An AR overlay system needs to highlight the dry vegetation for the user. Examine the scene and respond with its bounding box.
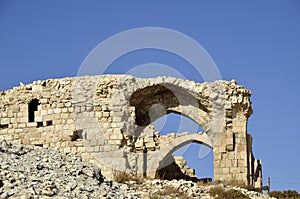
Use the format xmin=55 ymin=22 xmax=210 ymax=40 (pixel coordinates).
xmin=149 ymin=185 xmax=188 ymax=199
xmin=208 ymin=186 xmax=250 ymax=199
xmin=112 ymin=171 xmax=294 ymax=199
xmin=111 ymin=169 xmax=143 ymax=184
xmin=269 ymin=190 xmax=300 ymax=199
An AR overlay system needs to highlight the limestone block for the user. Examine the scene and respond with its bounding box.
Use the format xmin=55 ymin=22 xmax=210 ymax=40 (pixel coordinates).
xmin=135 ymin=138 xmax=144 ymax=149
xmin=113 ymin=116 xmax=122 ymax=122
xmin=103 ymin=111 xmax=110 ymax=118
xmin=40 ymin=99 xmax=48 ymax=104
xmin=231 ymin=159 xmax=238 ymax=167
xmin=61 ymin=113 xmax=69 ymax=119
xmin=61 ymin=136 xmax=72 ymax=141
xmin=214 ymin=160 xmax=221 ymax=167
xmin=27 ymin=122 xmax=37 ymax=127
xmin=10 ymin=105 xmax=19 ymax=113
xmin=228 ymin=152 xmax=235 ymax=160
xmin=214 ymin=167 xmax=222 ymax=174
xmin=53 ymin=109 xmax=61 ymax=114
xmin=226 ymin=144 xmax=234 ymax=151
xmin=41 ymin=110 xmax=48 ymax=116
xmin=18 ymin=123 xmax=26 ymax=128
xmin=4 ymin=115 xmax=11 ymax=123
xmin=32 ymin=85 xmax=43 ymax=92
xmin=64 ymin=147 xmax=71 ymax=153
xmin=108 ymin=139 xmax=122 ymax=146
xmin=0 ymin=129 xmax=8 ymax=135
xmin=65 ymin=102 xmax=72 ymax=107
xmin=222 ymin=167 xmax=230 ymax=174
xmin=35 ymin=116 xmax=43 ymax=122
xmin=145 ymin=142 xmax=156 ymax=150
xmin=62 ymin=108 xmax=69 ymax=113
xmin=0 ymin=118 xmax=9 ymax=125
xmin=10 ymin=118 xmax=16 ymax=124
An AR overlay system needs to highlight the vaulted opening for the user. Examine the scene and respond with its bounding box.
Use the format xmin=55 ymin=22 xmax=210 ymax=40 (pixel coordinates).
xmin=129 ymin=84 xmax=213 ymax=182
xmin=28 ymin=99 xmax=40 ymax=123
xmin=129 ymin=84 xmax=208 ymax=127
xmin=153 ymin=113 xmax=214 ymax=182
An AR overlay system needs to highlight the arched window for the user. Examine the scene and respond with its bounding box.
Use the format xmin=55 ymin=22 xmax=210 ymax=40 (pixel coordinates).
xmin=28 ymin=99 xmax=39 ymax=123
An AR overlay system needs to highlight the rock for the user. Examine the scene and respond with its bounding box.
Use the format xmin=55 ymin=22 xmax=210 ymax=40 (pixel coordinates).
xmin=42 ymin=189 xmax=55 ymax=196
xmin=0 ymin=192 xmax=8 ymax=199
xmin=0 ymin=139 xmax=272 ymax=199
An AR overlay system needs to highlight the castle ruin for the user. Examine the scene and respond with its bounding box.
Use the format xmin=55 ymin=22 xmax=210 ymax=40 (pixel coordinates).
xmin=0 ymin=75 xmax=262 ymax=188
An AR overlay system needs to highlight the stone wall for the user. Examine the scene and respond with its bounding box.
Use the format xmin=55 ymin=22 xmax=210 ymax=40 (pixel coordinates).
xmin=0 ymin=75 xmax=262 ymax=187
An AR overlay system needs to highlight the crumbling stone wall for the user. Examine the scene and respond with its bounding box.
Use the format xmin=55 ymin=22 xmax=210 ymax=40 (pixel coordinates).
xmin=156 ymin=155 xmax=198 ymax=181
xmin=0 ymin=75 xmax=262 ymax=187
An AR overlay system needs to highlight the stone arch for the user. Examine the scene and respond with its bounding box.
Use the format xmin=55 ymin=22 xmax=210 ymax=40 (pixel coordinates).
xmin=147 ymin=133 xmax=213 ymax=178
xmin=156 ymin=141 xmax=213 ymax=181
xmin=152 ymin=111 xmax=204 ymax=135
xmin=129 ymin=83 xmax=210 ymax=133
xmin=128 ymin=81 xmax=214 ymax=178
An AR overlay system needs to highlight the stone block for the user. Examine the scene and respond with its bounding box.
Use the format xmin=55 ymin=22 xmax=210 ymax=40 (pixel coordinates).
xmin=103 ymin=111 xmax=110 ymax=118
xmin=226 ymin=144 xmax=234 ymax=151
xmin=62 ymin=108 xmax=69 ymax=113
xmin=107 ymin=139 xmax=122 ymax=146
xmin=135 ymin=138 xmax=144 ymax=149
xmin=32 ymin=85 xmax=43 ymax=92
xmin=0 ymin=118 xmax=10 ymax=125
xmin=61 ymin=113 xmax=69 ymax=119
xmin=65 ymin=102 xmax=72 ymax=107
xmin=27 ymin=122 xmax=37 ymax=127
xmin=40 ymin=99 xmax=48 ymax=104
xmin=53 ymin=109 xmax=61 ymax=114
xmin=35 ymin=116 xmax=43 ymax=122
xmin=145 ymin=142 xmax=156 ymax=150
xmin=222 ymin=167 xmax=230 ymax=174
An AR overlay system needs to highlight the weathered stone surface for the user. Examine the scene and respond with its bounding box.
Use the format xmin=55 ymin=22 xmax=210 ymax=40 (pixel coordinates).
xmin=0 ymin=75 xmax=262 ymax=188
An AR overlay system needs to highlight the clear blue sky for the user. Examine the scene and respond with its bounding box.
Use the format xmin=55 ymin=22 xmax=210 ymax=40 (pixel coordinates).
xmin=1 ymin=0 xmax=300 ymax=191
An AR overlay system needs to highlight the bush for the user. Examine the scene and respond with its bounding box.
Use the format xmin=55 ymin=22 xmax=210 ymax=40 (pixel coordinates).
xmin=149 ymin=195 xmax=161 ymax=199
xmin=282 ymin=190 xmax=300 ymax=198
xmin=112 ymin=169 xmax=131 ymax=183
xmin=209 ymin=180 xmax=261 ymax=193
xmin=149 ymin=185 xmax=188 ymax=199
xmin=269 ymin=190 xmax=300 ymax=199
xmin=111 ymin=169 xmax=144 ymax=184
xmin=269 ymin=191 xmax=282 ymax=198
xmin=209 ymin=187 xmax=250 ymax=199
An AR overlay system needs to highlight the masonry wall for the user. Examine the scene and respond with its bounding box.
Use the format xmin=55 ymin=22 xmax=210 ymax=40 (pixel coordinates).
xmin=0 ymin=75 xmax=262 ymax=187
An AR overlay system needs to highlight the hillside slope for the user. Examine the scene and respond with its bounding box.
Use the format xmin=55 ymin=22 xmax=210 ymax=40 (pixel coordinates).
xmin=0 ymin=139 xmax=272 ymax=199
